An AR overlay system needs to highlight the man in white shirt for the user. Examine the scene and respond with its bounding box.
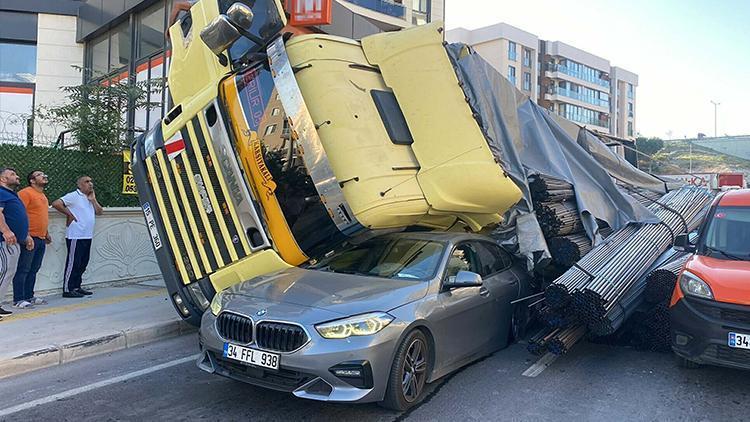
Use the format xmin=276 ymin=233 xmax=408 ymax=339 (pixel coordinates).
xmin=51 ymin=176 xmax=103 ymax=298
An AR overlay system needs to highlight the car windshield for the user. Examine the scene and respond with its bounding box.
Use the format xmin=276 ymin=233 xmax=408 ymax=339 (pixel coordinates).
xmin=699 ymin=206 xmax=750 ymax=261
xmin=308 ymin=237 xmax=445 ymax=281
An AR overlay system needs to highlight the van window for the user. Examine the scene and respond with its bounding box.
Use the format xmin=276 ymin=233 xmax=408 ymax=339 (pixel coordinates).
xmin=700 ymin=206 xmax=750 ymax=261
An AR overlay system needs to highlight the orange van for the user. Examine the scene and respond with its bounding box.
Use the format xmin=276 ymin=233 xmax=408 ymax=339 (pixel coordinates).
xmin=670 ymin=189 xmax=750 ymax=369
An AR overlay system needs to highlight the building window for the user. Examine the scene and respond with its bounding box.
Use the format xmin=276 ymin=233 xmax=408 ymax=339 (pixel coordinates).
xmin=508 ymin=41 xmax=517 ymax=61
xmin=627 ymin=121 xmax=633 ymax=136
xmin=264 ymin=124 xmax=277 ymax=136
xmin=523 ymin=49 xmax=531 ymax=67
xmin=109 ymin=21 xmax=131 ymax=71
xmin=523 ymin=72 xmax=531 ymax=91
xmin=138 ymin=2 xmax=165 ymax=59
xmin=627 ymin=83 xmax=634 ymax=99
xmin=412 ymin=0 xmax=430 ymax=25
xmin=271 ymin=107 xmax=280 ymax=116
xmin=88 ymin=34 xmax=109 ymax=77
xmin=563 ymin=103 xmax=608 ymax=128
xmin=628 ymin=102 xmax=634 ymax=117
xmin=0 ymin=42 xmax=37 ymax=83
xmin=508 ymin=66 xmax=516 ymax=84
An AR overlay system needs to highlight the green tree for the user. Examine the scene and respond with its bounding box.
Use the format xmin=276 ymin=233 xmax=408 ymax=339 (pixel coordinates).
xmin=635 ymin=136 xmax=665 ymax=170
xmin=36 ymin=67 xmax=162 ymax=155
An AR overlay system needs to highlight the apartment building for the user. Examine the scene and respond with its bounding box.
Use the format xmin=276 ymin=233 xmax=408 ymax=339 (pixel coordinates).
xmin=446 ymin=23 xmax=539 ymax=100
xmin=446 ymin=23 xmax=639 ymax=139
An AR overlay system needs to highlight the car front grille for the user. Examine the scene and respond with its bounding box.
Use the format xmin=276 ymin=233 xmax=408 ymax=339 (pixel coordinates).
xmin=688 ymin=298 xmax=750 ymax=327
xmin=213 ymin=353 xmax=312 ymax=392
xmin=217 ymin=312 xmax=253 ymax=344
xmin=255 ymin=322 xmax=308 ymax=352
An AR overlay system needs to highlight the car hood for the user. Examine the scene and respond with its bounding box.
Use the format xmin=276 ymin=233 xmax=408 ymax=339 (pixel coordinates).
xmin=222 ymin=267 xmax=429 ymax=319
xmin=686 ymin=255 xmax=750 ymax=305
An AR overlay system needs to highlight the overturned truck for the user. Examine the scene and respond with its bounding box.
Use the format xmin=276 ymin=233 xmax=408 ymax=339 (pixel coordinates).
xmin=131 ymin=0 xmax=695 ymax=331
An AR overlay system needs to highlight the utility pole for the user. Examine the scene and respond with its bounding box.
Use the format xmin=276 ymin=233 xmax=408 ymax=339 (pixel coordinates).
xmin=710 ymin=100 xmax=720 ymax=138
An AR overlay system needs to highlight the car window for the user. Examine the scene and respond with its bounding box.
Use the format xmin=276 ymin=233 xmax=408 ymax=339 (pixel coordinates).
xmin=475 ymin=242 xmax=513 ymax=276
xmin=444 ymin=243 xmax=481 ymax=280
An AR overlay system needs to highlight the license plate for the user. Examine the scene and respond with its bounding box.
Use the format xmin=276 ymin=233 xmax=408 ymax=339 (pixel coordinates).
xmin=142 ymin=202 xmax=162 ymax=250
xmin=728 ymin=332 xmax=750 ymax=350
xmin=223 ymin=343 xmax=280 ymax=370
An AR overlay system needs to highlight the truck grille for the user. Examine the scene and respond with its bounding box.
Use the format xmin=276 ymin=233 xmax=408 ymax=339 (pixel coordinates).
xmin=217 ymin=312 xmax=253 ymax=344
xmin=144 ymin=116 xmax=250 ymax=284
xmin=255 ymin=322 xmax=308 ymax=352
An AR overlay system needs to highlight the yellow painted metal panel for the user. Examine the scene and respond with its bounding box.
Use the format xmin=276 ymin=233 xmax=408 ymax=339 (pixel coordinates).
xmin=209 ymin=250 xmax=292 ymax=292
xmin=185 ymin=120 xmax=239 ymax=261
xmin=145 ymin=156 xmax=190 ymax=284
xmin=221 ymin=77 xmax=308 ymax=265
xmin=156 ymin=152 xmax=203 ymax=279
xmin=360 ymin=22 xmax=522 ymax=220
xmin=195 ymin=114 xmax=252 ymax=255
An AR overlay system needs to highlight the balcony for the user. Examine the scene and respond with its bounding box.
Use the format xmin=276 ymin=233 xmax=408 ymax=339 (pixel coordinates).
xmin=555 ymin=87 xmax=609 ymax=108
xmin=545 ymin=63 xmax=610 ymax=88
xmin=345 ymin=0 xmax=406 ymax=18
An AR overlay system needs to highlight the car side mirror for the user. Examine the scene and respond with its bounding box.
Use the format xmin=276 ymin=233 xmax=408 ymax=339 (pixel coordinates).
xmin=673 ymin=233 xmax=696 ymax=253
xmin=200 ymin=15 xmax=241 ymax=55
xmin=445 ymin=271 xmax=483 ymax=289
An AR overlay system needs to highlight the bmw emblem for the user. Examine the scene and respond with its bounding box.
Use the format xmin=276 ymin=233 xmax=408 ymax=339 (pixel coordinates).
xmin=256 ymin=308 xmax=267 ymax=317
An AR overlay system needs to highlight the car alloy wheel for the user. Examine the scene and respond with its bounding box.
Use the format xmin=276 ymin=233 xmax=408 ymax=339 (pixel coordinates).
xmin=401 ymin=338 xmax=427 ymax=402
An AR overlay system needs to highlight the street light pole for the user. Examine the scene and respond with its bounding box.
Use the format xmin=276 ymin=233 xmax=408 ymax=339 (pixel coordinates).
xmin=710 ymin=100 xmax=720 ymax=138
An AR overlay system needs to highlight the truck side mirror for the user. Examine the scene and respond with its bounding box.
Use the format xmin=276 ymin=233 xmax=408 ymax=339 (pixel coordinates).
xmin=227 ymin=3 xmax=254 ymax=31
xmin=200 ymin=15 xmax=241 ymax=55
xmin=673 ymin=233 xmax=696 ymax=253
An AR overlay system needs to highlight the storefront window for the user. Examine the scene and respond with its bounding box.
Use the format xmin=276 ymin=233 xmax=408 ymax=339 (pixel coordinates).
xmin=138 ymin=2 xmax=165 ymax=59
xmin=0 ymin=42 xmax=37 ymax=83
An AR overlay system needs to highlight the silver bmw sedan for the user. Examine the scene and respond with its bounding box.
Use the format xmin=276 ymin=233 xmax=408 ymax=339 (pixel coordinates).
xmin=198 ymin=232 xmax=532 ymax=410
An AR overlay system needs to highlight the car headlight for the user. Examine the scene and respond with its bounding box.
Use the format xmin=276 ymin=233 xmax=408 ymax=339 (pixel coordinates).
xmin=210 ymin=290 xmax=225 ymax=315
xmin=315 ymin=312 xmax=394 ymax=339
xmin=679 ymin=270 xmax=714 ymax=299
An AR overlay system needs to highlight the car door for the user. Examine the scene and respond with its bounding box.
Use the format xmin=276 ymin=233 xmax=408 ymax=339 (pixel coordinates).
xmin=474 ymin=242 xmax=521 ymax=348
xmin=435 ymin=241 xmax=499 ymax=366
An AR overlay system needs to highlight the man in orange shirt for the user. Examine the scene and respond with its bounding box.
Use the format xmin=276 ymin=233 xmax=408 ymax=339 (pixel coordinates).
xmin=12 ymin=170 xmax=52 ymax=308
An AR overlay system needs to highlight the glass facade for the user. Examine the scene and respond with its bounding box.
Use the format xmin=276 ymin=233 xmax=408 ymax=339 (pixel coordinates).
xmin=561 ymin=103 xmax=608 ymax=128
xmin=508 ymin=41 xmax=517 ymax=61
xmin=557 ymin=81 xmax=609 ymax=108
xmin=547 ymin=59 xmax=609 ymax=88
xmin=0 ymin=42 xmax=37 ymax=83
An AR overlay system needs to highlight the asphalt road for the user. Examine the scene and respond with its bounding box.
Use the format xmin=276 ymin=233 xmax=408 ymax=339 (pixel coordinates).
xmin=0 ymin=334 xmax=747 ymax=421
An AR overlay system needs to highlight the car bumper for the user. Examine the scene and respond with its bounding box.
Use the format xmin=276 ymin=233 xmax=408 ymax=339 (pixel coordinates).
xmin=670 ymin=296 xmax=750 ymax=370
xmin=197 ymin=311 xmax=404 ymax=403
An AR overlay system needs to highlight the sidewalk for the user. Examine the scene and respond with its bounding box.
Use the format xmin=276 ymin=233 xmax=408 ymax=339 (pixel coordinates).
xmin=0 ymin=279 xmax=195 ymax=379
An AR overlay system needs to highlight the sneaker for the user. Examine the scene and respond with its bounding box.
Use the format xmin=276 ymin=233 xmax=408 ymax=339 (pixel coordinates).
xmin=75 ymin=288 xmax=93 ymax=296
xmin=62 ymin=291 xmax=85 ymax=298
xmin=0 ymin=307 xmax=12 ymax=315
xmin=29 ymin=297 xmax=47 ymax=305
xmin=12 ymin=300 xmax=34 ymax=309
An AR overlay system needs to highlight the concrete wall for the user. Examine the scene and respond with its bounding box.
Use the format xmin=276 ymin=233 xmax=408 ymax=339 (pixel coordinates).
xmin=34 ymin=13 xmax=85 ymax=143
xmin=5 ymin=207 xmax=159 ymax=299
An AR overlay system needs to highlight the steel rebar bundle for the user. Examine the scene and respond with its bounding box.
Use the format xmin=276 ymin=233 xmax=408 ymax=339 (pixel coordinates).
xmin=539 ymin=187 xmax=713 ymax=348
xmin=529 ymin=175 xmax=575 ymax=203
xmin=644 ymin=255 xmax=690 ymax=304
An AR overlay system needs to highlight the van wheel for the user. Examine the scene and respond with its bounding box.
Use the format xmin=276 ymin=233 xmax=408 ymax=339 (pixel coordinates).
xmin=676 ymin=355 xmax=701 ymax=369
xmin=380 ymin=330 xmax=430 ymax=411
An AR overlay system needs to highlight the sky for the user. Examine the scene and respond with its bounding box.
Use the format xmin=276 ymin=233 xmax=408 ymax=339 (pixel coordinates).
xmin=445 ymin=0 xmax=750 ymax=139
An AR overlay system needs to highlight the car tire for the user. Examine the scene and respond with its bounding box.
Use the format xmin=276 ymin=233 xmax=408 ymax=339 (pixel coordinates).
xmin=380 ymin=330 xmax=430 ymax=411
xmin=509 ymin=304 xmax=529 ymax=343
xmin=676 ymin=355 xmax=701 ymax=369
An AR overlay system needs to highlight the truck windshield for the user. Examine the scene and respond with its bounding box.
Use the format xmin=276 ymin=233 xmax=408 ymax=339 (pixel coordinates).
xmin=233 ymin=65 xmax=346 ymax=258
xmin=700 ymin=206 xmax=750 ymax=261
xmin=308 ymin=237 xmax=445 ymax=281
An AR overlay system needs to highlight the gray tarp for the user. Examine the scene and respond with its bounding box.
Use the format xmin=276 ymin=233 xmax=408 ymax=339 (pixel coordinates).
xmin=446 ymin=44 xmax=659 ymax=269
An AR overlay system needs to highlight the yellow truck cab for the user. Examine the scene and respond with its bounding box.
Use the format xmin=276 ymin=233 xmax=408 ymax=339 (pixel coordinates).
xmin=131 ymin=0 xmax=521 ymax=325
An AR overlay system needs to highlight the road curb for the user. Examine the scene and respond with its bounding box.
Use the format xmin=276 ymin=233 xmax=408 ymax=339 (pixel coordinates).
xmin=0 ymin=320 xmax=196 ymax=380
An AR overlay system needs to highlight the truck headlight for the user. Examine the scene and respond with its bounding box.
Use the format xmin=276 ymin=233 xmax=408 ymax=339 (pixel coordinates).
xmin=315 ymin=312 xmax=394 ymax=339
xmin=679 ymin=271 xmax=714 ymax=299
xmin=210 ymin=290 xmax=225 ymax=315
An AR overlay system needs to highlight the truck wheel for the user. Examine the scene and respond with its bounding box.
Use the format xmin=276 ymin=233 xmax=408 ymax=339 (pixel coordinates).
xmin=380 ymin=330 xmax=430 ymax=411
xmin=676 ymin=355 xmax=701 ymax=369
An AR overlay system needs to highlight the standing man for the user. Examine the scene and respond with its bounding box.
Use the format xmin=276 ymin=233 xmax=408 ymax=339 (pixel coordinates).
xmin=13 ymin=170 xmax=52 ymax=308
xmin=51 ymin=176 xmax=103 ymax=298
xmin=0 ymin=167 xmax=33 ymax=316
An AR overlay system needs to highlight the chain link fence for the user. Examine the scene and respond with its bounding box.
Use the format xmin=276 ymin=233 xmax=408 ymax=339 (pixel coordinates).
xmin=0 ymin=138 xmax=138 ymax=208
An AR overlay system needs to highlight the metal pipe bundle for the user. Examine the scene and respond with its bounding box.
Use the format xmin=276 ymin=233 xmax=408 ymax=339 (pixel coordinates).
xmin=644 ymin=255 xmax=690 ymax=304
xmin=535 ymin=201 xmax=585 ymax=237
xmin=548 ymin=233 xmax=592 ymax=267
xmin=546 ymin=325 xmax=587 ymax=355
xmin=529 ymin=175 xmax=574 ymax=202
xmin=537 ymin=187 xmax=713 ymax=349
